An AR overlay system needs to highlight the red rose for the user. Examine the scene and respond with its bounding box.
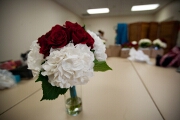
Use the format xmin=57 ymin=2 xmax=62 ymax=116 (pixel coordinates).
xmin=48 ymin=25 xmax=70 ymax=49
xmin=65 ymin=21 xmax=94 ymax=49
xmin=122 ymin=42 xmax=131 ymax=48
xmin=37 ymin=22 xmax=94 ymax=58
xmin=37 ymin=30 xmax=52 ymax=58
xmin=37 ymin=25 xmax=70 ymax=58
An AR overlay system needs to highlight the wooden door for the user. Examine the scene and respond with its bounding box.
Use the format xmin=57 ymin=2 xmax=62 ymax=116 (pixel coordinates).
xmin=128 ymin=23 xmax=139 ymax=42
xmin=159 ymin=21 xmax=179 ymax=53
xmin=148 ymin=22 xmax=159 ymax=41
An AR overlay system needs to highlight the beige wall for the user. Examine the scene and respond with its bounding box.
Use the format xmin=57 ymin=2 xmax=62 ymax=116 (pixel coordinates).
xmin=154 ymin=0 xmax=180 ymax=47
xmin=154 ymin=0 xmax=180 ymax=22
xmin=0 ymin=0 xmax=82 ymax=61
xmin=83 ymin=15 xmax=154 ymax=47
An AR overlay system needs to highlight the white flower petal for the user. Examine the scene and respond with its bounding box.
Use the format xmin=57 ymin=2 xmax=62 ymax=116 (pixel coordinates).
xmin=27 ymin=40 xmax=44 ymax=78
xmin=87 ymin=30 xmax=107 ymax=61
xmin=42 ymin=43 xmax=94 ymax=88
xmin=153 ymin=39 xmax=167 ymax=48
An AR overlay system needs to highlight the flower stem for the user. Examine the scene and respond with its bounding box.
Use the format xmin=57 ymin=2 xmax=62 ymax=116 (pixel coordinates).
xmin=70 ymin=86 xmax=77 ymax=98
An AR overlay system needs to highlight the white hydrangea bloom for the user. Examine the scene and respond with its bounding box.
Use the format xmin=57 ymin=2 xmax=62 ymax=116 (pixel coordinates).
xmin=131 ymin=41 xmax=137 ymax=45
xmin=87 ymin=30 xmax=107 ymax=61
xmin=153 ymin=39 xmax=167 ymax=48
xmin=27 ymin=40 xmax=44 ymax=78
xmin=161 ymin=42 xmax=167 ymax=48
xmin=138 ymin=38 xmax=152 ymax=45
xmin=41 ymin=43 xmax=94 ymax=88
xmin=153 ymin=39 xmax=161 ymax=44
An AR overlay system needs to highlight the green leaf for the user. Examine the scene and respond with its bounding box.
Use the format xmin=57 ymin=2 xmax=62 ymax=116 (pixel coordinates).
xmin=35 ymin=72 xmax=46 ymax=82
xmin=140 ymin=43 xmax=151 ymax=48
xmin=36 ymin=73 xmax=68 ymax=101
xmin=90 ymin=49 xmax=95 ymax=53
xmin=93 ymin=60 xmax=112 ymax=72
xmin=82 ymin=25 xmax=86 ymax=29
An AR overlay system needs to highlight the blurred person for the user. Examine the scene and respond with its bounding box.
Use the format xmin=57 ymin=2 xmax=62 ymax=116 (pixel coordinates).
xmin=97 ymin=30 xmax=107 ymax=44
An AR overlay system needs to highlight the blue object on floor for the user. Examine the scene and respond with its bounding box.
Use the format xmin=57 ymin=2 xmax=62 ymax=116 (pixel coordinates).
xmin=14 ymin=75 xmax=21 ymax=83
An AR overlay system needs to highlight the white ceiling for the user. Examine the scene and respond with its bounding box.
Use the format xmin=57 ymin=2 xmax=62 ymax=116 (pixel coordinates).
xmin=55 ymin=0 xmax=174 ymax=18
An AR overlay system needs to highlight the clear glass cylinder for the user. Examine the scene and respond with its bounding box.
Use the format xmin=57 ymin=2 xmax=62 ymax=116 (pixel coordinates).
xmin=64 ymin=85 xmax=82 ymax=116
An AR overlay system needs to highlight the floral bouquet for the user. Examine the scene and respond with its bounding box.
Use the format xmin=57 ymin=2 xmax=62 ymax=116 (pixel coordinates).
xmin=152 ymin=39 xmax=167 ymax=49
xmin=138 ymin=38 xmax=152 ymax=48
xmin=130 ymin=41 xmax=138 ymax=48
xmin=121 ymin=42 xmax=131 ymax=48
xmin=27 ymin=21 xmax=112 ymax=102
xmin=121 ymin=41 xmax=138 ymax=49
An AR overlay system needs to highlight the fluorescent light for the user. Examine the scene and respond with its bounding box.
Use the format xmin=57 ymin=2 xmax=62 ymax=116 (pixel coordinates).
xmin=87 ymin=8 xmax=109 ymax=14
xmin=131 ymin=4 xmax=159 ymax=11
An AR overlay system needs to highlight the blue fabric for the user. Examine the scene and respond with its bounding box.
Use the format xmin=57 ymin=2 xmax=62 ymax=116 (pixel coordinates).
xmin=115 ymin=23 xmax=128 ymax=45
xmin=14 ymin=75 xmax=21 ymax=83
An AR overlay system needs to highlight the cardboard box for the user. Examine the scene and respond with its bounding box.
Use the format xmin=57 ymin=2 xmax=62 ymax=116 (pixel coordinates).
xmin=105 ymin=47 xmax=111 ymax=57
xmin=150 ymin=49 xmax=164 ymax=58
xmin=120 ymin=48 xmax=130 ymax=58
xmin=109 ymin=45 xmax=121 ymax=57
xmin=138 ymin=48 xmax=151 ymax=56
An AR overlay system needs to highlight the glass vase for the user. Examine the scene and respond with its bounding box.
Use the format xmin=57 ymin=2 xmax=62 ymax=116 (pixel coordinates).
xmin=64 ymin=85 xmax=82 ymax=116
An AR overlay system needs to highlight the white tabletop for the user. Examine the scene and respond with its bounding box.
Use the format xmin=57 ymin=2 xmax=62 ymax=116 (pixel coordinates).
xmin=131 ymin=60 xmax=180 ymax=120
xmin=0 ymin=57 xmax=179 ymax=120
